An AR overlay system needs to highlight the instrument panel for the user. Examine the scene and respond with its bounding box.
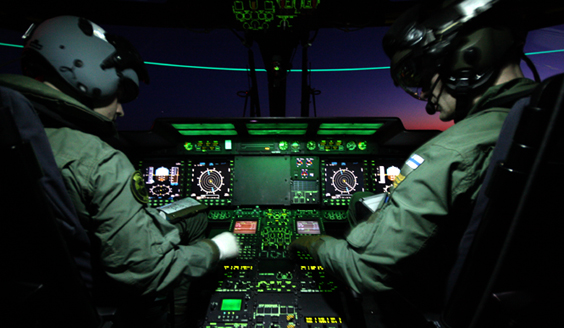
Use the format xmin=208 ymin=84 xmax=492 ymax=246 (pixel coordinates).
xmin=128 ymin=117 xmax=437 ymax=328
xmin=139 ymin=156 xmax=401 ymax=208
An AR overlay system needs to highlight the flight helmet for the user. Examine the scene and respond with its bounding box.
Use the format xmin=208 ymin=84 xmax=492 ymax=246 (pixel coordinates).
xmin=22 ymin=15 xmax=149 ymax=108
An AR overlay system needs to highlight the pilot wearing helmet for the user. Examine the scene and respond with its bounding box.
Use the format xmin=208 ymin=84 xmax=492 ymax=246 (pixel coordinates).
xmin=289 ymin=0 xmax=538 ymax=323
xmin=0 ymin=16 xmax=238 ymax=327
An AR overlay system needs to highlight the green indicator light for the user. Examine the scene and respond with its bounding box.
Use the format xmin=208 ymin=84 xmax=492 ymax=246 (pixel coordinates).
xmin=306 ymin=140 xmax=317 ymax=150
xmin=279 ymin=140 xmax=289 ymax=151
xmin=172 ymin=123 xmax=235 ymax=130
xmin=221 ymin=299 xmax=242 ymax=311
xmin=178 ymin=130 xmax=237 ymax=136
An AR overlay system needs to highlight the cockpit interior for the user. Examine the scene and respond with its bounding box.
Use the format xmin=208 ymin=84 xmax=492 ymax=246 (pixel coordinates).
xmin=2 ymin=1 xmax=564 ymax=328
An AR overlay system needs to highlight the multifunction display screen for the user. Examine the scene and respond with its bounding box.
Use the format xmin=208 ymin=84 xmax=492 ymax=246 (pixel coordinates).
xmin=190 ymin=160 xmax=233 ymax=205
xmin=140 ymin=160 xmax=184 ymax=206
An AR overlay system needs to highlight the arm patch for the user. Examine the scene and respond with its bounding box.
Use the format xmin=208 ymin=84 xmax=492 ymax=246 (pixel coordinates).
xmin=130 ymin=170 xmax=149 ymax=204
xmin=393 ymin=154 xmax=425 ymax=189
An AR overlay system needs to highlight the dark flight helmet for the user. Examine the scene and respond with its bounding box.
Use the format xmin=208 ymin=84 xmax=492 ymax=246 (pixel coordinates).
xmin=21 ymin=16 xmax=149 ymax=109
xmin=383 ymin=0 xmax=525 ymax=102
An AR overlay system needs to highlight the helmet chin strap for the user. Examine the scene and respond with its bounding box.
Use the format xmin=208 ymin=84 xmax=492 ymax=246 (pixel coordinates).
xmin=425 ymin=79 xmax=472 ymax=122
xmin=453 ymin=95 xmax=473 ymax=123
xmin=425 ymin=78 xmax=444 ymax=115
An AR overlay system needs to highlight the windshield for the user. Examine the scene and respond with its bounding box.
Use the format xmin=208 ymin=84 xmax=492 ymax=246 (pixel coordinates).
xmin=1 ymin=22 xmax=564 ymax=132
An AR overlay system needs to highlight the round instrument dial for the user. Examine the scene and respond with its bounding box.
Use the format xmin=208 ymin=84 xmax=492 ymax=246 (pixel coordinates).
xmin=197 ymin=168 xmax=225 ymax=194
xmin=330 ymin=168 xmax=359 ymax=194
xmin=149 ymin=184 xmax=172 ymax=197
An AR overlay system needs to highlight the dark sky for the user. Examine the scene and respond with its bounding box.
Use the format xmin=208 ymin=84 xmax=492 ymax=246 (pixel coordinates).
xmin=1 ymin=20 xmax=564 ymax=132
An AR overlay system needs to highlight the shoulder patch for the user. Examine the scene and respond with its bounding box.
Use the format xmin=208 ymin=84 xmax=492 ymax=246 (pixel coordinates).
xmin=393 ymin=154 xmax=425 ymax=189
xmin=130 ymin=170 xmax=149 ymax=204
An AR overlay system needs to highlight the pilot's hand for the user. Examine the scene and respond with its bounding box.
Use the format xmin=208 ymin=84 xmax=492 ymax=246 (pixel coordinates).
xmin=211 ymin=232 xmax=240 ymax=260
xmin=288 ymin=235 xmax=324 ymax=260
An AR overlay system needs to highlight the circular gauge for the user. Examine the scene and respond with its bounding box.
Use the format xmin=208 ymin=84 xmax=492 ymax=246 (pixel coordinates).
xmin=150 ymin=184 xmax=172 ymax=197
xmin=291 ymin=141 xmax=300 ymax=151
xmin=331 ymin=168 xmax=358 ymax=194
xmin=306 ymin=140 xmax=317 ymax=151
xmin=358 ymin=141 xmax=367 ymax=151
xmin=184 ymin=142 xmax=193 ymax=151
xmin=279 ymin=140 xmax=289 ymax=151
xmin=198 ymin=168 xmax=225 ymax=194
xmin=346 ymin=141 xmax=356 ymax=151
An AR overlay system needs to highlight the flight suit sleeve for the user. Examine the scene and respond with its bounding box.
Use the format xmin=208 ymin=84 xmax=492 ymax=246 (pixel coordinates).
xmin=314 ymin=144 xmax=480 ymax=295
xmin=86 ymin=149 xmax=219 ymax=296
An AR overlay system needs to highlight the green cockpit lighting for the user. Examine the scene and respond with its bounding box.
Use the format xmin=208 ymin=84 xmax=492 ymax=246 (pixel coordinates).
xmin=221 ymin=299 xmax=242 ymax=311
xmin=246 ymin=123 xmax=308 ymax=135
xmin=317 ymin=123 xmax=383 ymax=135
xmin=232 ymin=0 xmax=320 ymax=31
xmin=173 ymin=123 xmax=237 ymax=136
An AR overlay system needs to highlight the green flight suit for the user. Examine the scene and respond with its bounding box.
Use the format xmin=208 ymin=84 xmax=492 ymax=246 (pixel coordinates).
xmin=311 ymin=78 xmax=537 ymax=309
xmin=0 ymin=74 xmax=219 ymax=299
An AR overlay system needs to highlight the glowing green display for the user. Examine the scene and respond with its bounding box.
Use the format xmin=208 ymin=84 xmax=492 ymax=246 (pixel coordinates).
xmin=173 ymin=123 xmax=237 ymax=136
xmin=177 ymin=130 xmax=237 ymax=136
xmin=246 ymin=123 xmax=308 ymax=129
xmin=172 ymin=123 xmax=235 ymax=130
xmin=317 ymin=123 xmax=383 ymax=135
xmin=319 ymin=123 xmax=383 ymax=129
xmin=247 ymin=123 xmax=308 ymax=135
xmin=317 ymin=130 xmax=377 ymax=135
xmin=221 ymin=299 xmax=242 ymax=311
xmin=248 ymin=130 xmax=306 ymax=135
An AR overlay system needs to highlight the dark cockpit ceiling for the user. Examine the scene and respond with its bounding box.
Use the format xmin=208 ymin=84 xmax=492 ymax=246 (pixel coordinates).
xmin=1 ymin=0 xmax=563 ymax=34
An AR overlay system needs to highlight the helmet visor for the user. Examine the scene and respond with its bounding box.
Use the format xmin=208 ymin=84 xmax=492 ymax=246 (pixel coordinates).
xmin=103 ymin=34 xmax=150 ymax=84
xmin=391 ymin=52 xmax=435 ymax=101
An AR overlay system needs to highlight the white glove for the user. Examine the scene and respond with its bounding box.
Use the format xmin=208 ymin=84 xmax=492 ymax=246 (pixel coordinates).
xmin=211 ymin=232 xmax=240 ymax=260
